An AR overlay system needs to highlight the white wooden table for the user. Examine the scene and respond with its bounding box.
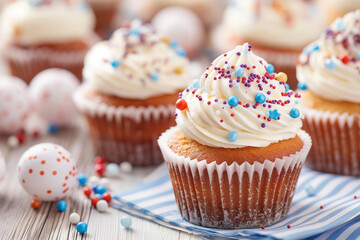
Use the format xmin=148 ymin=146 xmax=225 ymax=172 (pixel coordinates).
xmin=0 ymin=120 xmax=202 ymax=240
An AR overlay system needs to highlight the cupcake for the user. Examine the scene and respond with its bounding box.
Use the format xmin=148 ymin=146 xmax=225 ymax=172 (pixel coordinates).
xmin=214 ymin=0 xmax=325 ymax=89
xmin=0 ymin=0 xmax=97 ymax=84
xmin=158 ymin=43 xmax=312 ymax=228
xmin=297 ymin=10 xmax=360 ymax=176
xmin=86 ymin=0 xmax=120 ymax=32
xmin=319 ymin=0 xmax=360 ymax=24
xmin=73 ymin=21 xmax=191 ymax=166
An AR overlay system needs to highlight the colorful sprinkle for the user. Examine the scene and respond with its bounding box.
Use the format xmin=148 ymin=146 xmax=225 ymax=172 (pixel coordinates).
xmin=150 ymin=72 xmax=159 ymax=82
xmin=255 ymin=93 xmax=266 ymax=104
xmin=297 ymin=82 xmax=308 ymax=91
xmin=235 ymin=67 xmax=245 ymax=77
xmin=176 ymin=48 xmax=186 ymax=57
xmin=121 ymin=216 xmax=132 ymax=229
xmin=176 ymin=99 xmax=187 ymax=111
xmin=340 ymin=54 xmax=350 ymax=64
xmin=334 ymin=18 xmax=344 ymax=31
xmin=228 ymin=131 xmax=238 ymax=142
xmin=56 ymin=200 xmax=67 ymax=212
xmin=266 ymin=64 xmax=275 ymax=74
xmin=290 ymin=108 xmax=300 ymax=118
xmin=76 ymin=222 xmax=88 ymax=234
xmin=325 ymin=59 xmax=336 ymax=70
xmin=305 ymin=184 xmax=316 ymax=197
xmin=276 ymin=72 xmax=288 ymax=83
xmin=284 ymin=83 xmax=290 ymax=92
xmin=268 ymin=109 xmax=281 ymax=120
xmin=190 ymin=79 xmax=200 ymax=90
xmin=228 ymin=96 xmax=239 ymax=107
xmin=110 ymin=59 xmax=120 ymax=68
xmin=78 ymin=174 xmax=87 ymax=186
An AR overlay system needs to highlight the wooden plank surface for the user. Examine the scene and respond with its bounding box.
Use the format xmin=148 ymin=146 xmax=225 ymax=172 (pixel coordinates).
xmin=0 ymin=119 xmax=202 ymax=240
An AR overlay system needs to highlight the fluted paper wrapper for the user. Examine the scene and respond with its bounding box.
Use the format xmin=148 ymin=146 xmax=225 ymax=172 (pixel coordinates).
xmin=303 ymin=108 xmax=360 ymax=176
xmin=74 ymin=86 xmax=175 ymax=166
xmin=158 ymin=127 xmax=312 ymax=228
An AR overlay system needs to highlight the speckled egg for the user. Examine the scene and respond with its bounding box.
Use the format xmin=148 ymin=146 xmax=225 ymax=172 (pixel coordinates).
xmin=0 ymin=76 xmax=31 ymax=134
xmin=0 ymin=152 xmax=6 ymax=183
xmin=29 ymin=69 xmax=80 ymax=126
xmin=152 ymin=7 xmax=205 ymax=58
xmin=17 ymin=143 xmax=78 ymax=201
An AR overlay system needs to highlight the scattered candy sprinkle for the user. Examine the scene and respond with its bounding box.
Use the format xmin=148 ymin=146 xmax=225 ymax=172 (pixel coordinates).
xmin=76 ymin=222 xmax=88 ymax=234
xmin=56 ymin=200 xmax=67 ymax=212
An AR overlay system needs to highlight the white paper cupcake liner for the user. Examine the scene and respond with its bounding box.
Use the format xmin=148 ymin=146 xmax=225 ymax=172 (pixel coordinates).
xmin=303 ymin=108 xmax=360 ymax=176
xmin=158 ymin=127 xmax=312 ymax=228
xmin=74 ymin=85 xmax=176 ymax=166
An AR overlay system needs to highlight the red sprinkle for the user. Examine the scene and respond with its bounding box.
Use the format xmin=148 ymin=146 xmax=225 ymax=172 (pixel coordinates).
xmin=320 ymin=205 xmax=323 ymax=209
xmin=287 ymin=225 xmax=291 ymax=229
xmin=354 ymin=196 xmax=357 ymax=199
xmin=340 ymin=54 xmax=350 ymax=64
xmin=102 ymin=193 xmax=112 ymax=203
xmin=261 ymin=226 xmax=265 ymax=230
xmin=176 ymin=99 xmax=187 ymax=111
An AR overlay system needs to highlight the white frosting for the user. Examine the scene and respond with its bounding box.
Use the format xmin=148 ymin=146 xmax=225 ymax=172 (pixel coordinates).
xmin=0 ymin=0 xmax=95 ymax=46
xmin=297 ymin=10 xmax=360 ymax=103
xmin=223 ymin=0 xmax=325 ymax=49
xmin=176 ymin=43 xmax=304 ymax=149
xmin=83 ymin=21 xmax=191 ymax=99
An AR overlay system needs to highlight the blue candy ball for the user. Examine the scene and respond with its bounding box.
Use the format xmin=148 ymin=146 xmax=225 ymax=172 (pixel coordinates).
xmin=91 ymin=183 xmax=99 ymax=193
xmin=121 ymin=216 xmax=132 ymax=229
xmin=297 ymin=82 xmax=308 ymax=91
xmin=76 ymin=222 xmax=88 ymax=234
xmin=95 ymin=185 xmax=107 ymax=195
xmin=235 ymin=67 xmax=244 ymax=77
xmin=95 ymin=193 xmax=103 ymax=199
xmin=228 ymin=96 xmax=239 ymax=107
xmin=111 ymin=59 xmax=120 ymax=68
xmin=290 ymin=108 xmax=300 ymax=119
xmin=78 ymin=174 xmax=88 ymax=186
xmin=255 ymin=93 xmax=266 ymax=104
xmin=228 ymin=131 xmax=239 ymax=142
xmin=266 ymin=64 xmax=275 ymax=74
xmin=56 ymin=200 xmax=67 ymax=212
xmin=48 ymin=124 xmax=58 ymax=134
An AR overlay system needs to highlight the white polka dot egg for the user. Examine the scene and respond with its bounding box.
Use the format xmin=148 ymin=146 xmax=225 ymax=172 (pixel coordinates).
xmin=17 ymin=143 xmax=78 ymax=201
xmin=0 ymin=152 xmax=6 ymax=183
xmin=29 ymin=69 xmax=80 ymax=126
xmin=0 ymin=75 xmax=31 ymax=134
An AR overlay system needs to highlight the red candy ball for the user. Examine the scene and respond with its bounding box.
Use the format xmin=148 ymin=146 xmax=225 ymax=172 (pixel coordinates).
xmin=94 ymin=156 xmax=106 ymax=165
xmin=176 ymin=99 xmax=187 ymax=111
xmin=31 ymin=199 xmax=41 ymax=209
xmin=83 ymin=187 xmax=91 ymax=197
xmin=91 ymin=196 xmax=100 ymax=207
xmin=102 ymin=193 xmax=112 ymax=203
xmin=341 ymin=54 xmax=350 ymax=64
xmin=94 ymin=164 xmax=105 ymax=177
xmin=16 ymin=132 xmax=25 ymax=144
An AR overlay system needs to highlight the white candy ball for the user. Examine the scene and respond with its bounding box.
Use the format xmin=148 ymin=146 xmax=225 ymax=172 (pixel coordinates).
xmin=120 ymin=162 xmax=133 ymax=173
xmin=99 ymin=178 xmax=110 ymax=189
xmin=88 ymin=175 xmax=100 ymax=185
xmin=152 ymin=7 xmax=205 ymax=58
xmin=96 ymin=200 xmax=108 ymax=212
xmin=70 ymin=212 xmax=81 ymax=224
xmin=7 ymin=135 xmax=19 ymax=148
xmin=29 ymin=69 xmax=80 ymax=126
xmin=0 ymin=76 xmax=31 ymax=134
xmin=0 ymin=152 xmax=6 ymax=183
xmin=17 ymin=143 xmax=78 ymax=201
xmin=106 ymin=163 xmax=120 ymax=177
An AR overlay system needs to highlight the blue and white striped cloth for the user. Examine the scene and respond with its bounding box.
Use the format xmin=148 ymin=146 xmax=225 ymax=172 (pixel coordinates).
xmin=113 ymin=164 xmax=360 ymax=240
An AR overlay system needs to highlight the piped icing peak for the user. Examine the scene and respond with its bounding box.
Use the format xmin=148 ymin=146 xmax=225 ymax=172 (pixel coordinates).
xmin=0 ymin=0 xmax=95 ymax=46
xmin=297 ymin=10 xmax=360 ymax=103
xmin=83 ymin=20 xmax=190 ymax=99
xmin=175 ymin=43 xmax=303 ymax=149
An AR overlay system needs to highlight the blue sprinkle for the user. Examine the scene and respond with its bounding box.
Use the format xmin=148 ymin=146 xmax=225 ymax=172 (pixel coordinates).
xmin=48 ymin=123 xmax=58 ymax=134
xmin=297 ymin=82 xmax=308 ymax=91
xmin=76 ymin=222 xmax=88 ymax=234
xmin=295 ymin=100 xmax=299 ymax=104
xmin=111 ymin=59 xmax=120 ymax=68
xmin=235 ymin=83 xmax=240 ymax=88
xmin=235 ymin=67 xmax=244 ymax=77
xmin=29 ymin=0 xmax=42 ymax=6
xmin=305 ymin=43 xmax=320 ymax=54
xmin=269 ymin=109 xmax=281 ymax=120
xmin=357 ymin=52 xmax=360 ymax=60
xmin=334 ymin=18 xmax=344 ymax=31
xmin=305 ymin=184 xmax=316 ymax=197
xmin=121 ymin=216 xmax=132 ymax=229
xmin=150 ymin=72 xmax=159 ymax=82
xmin=228 ymin=96 xmax=239 ymax=107
xmin=284 ymin=83 xmax=290 ymax=93
xmin=95 ymin=185 xmax=107 ymax=195
xmin=176 ymin=48 xmax=186 ymax=57
xmin=78 ymin=174 xmax=88 ymax=186
xmin=290 ymin=108 xmax=300 ymax=118
xmin=95 ymin=193 xmax=103 ymax=199
xmin=201 ymin=87 xmax=206 ymax=92
xmin=170 ymin=41 xmax=178 ymax=49
xmin=266 ymin=64 xmax=275 ymax=74
xmin=228 ymin=131 xmax=238 ymax=142
xmin=190 ymin=79 xmax=200 ymax=89
xmin=56 ymin=200 xmax=67 ymax=212
xmin=325 ymin=59 xmax=336 ymax=70
xmin=128 ymin=29 xmax=140 ymax=36
xmin=227 ymin=65 xmax=231 ymax=69
xmin=255 ymin=93 xmax=266 ymax=104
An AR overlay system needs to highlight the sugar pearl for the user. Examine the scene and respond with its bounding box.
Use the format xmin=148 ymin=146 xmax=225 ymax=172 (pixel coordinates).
xmin=106 ymin=163 xmax=120 ymax=177
xmin=88 ymin=175 xmax=100 ymax=185
xmin=121 ymin=216 xmax=132 ymax=229
xmin=120 ymin=162 xmax=133 ymax=173
xmin=69 ymin=213 xmax=80 ymax=224
xmin=7 ymin=136 xmax=19 ymax=148
xmin=96 ymin=200 xmax=108 ymax=212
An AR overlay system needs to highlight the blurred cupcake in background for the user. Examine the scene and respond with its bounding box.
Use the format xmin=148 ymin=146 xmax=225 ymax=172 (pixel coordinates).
xmin=86 ymin=0 xmax=120 ymax=33
xmin=0 ymin=0 xmax=97 ymax=83
xmin=213 ymin=0 xmax=325 ymax=89
xmin=297 ymin=10 xmax=360 ymax=176
xmin=73 ymin=20 xmax=191 ymax=166
xmin=319 ymin=0 xmax=360 ymax=24
xmin=158 ymin=43 xmax=311 ymax=228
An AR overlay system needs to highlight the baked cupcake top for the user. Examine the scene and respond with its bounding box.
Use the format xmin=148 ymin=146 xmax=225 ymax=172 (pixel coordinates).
xmin=83 ymin=20 xmax=191 ymax=99
xmin=175 ymin=43 xmax=303 ymax=149
xmin=0 ymin=0 xmax=95 ymax=46
xmin=297 ymin=10 xmax=360 ymax=103
xmin=223 ymin=0 xmax=325 ymax=49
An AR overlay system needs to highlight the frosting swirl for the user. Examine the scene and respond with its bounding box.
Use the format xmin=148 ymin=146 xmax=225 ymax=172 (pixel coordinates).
xmin=175 ymin=43 xmax=303 ymax=149
xmin=0 ymin=0 xmax=95 ymax=46
xmin=297 ymin=10 xmax=360 ymax=103
xmin=223 ymin=0 xmax=325 ymax=49
xmin=83 ymin=20 xmax=191 ymax=99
